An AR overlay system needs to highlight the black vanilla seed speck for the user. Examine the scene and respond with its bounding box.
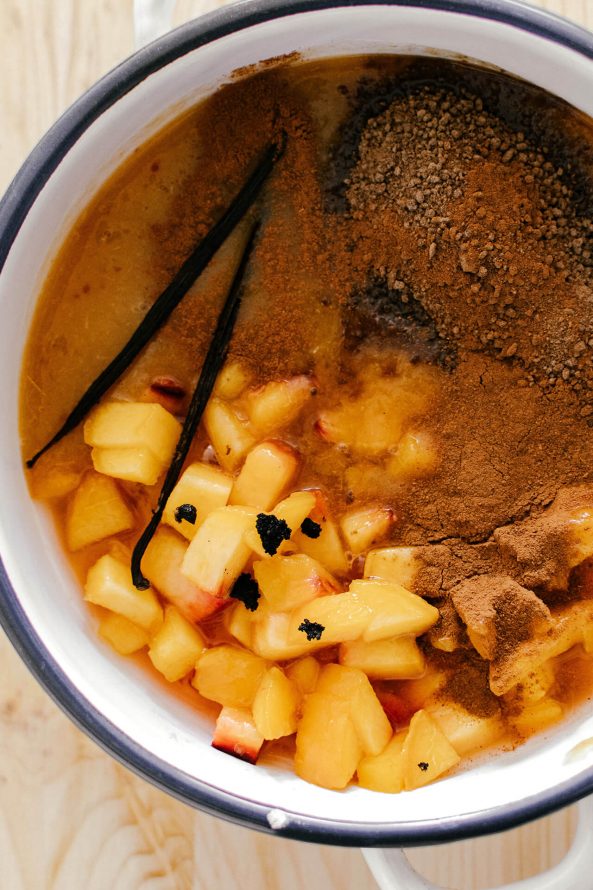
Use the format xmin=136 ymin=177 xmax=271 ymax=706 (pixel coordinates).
xmin=230 ymin=573 xmax=261 ymax=612
xmin=174 ymin=503 xmax=197 ymax=525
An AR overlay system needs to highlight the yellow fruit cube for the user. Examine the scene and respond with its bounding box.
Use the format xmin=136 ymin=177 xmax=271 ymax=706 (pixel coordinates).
xmin=340 ymin=506 xmax=395 ymax=555
xmin=295 ymin=692 xmax=362 ymax=789
xmin=339 ymin=636 xmax=424 ymax=679
xmin=358 ymin=732 xmax=407 ymax=793
xmin=315 ymin=363 xmax=436 ymax=456
xmin=350 ymin=579 xmax=439 ymax=641
xmin=252 ymin=666 xmax=299 ymax=739
xmin=244 ymin=490 xmax=316 ymax=557
xmin=98 ymin=611 xmax=150 ymax=655
xmin=181 ymin=506 xmax=256 ymax=597
xmin=285 ymin=656 xmax=320 ymax=696
xmin=143 ymin=527 xmax=224 ymax=623
xmin=288 ymin=591 xmax=372 ymax=646
xmin=401 ymin=669 xmax=447 ymax=711
xmin=162 ymin=462 xmax=233 ymax=539
xmin=252 ymin=610 xmax=319 ymax=660
xmin=245 ymin=375 xmax=313 ymax=436
xmin=192 ymin=645 xmax=268 ymax=708
xmin=84 ymin=401 xmax=181 ymax=461
xmin=91 ymin=446 xmax=164 ymax=485
xmin=254 ymin=554 xmax=340 ymax=612
xmin=30 ymin=461 xmax=82 ymax=499
xmin=65 ymin=471 xmax=134 ymax=551
xmin=402 ymin=710 xmax=461 ymax=790
xmin=148 ymin=605 xmax=206 ymax=682
xmin=229 ymin=441 xmax=299 ymax=510
xmin=214 ymin=361 xmax=252 ymax=400
xmin=364 ymin=546 xmax=420 ymax=589
xmin=512 ymin=698 xmax=563 ymax=737
xmin=287 ymin=580 xmax=438 ymax=647
xmin=225 ymin=601 xmax=257 ymax=649
xmin=428 ymin=704 xmax=504 ymax=756
xmin=212 ymin=706 xmax=264 ymax=764
xmin=510 ymin=662 xmax=555 ymax=706
xmin=292 ymin=514 xmax=348 ymax=576
xmin=316 ymin=664 xmax=392 ymax=756
xmin=203 ymin=397 xmax=255 ymax=471
xmin=85 ymin=554 xmax=162 ymax=633
xmin=387 ymin=431 xmax=437 ymax=480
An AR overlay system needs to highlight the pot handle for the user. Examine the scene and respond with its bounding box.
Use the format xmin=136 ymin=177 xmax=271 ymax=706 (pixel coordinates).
xmin=133 ymin=0 xmax=176 ymax=48
xmin=363 ymin=798 xmax=593 ymax=890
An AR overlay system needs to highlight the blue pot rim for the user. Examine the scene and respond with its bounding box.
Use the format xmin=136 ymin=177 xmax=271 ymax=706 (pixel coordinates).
xmin=2 ymin=0 xmax=593 ymax=847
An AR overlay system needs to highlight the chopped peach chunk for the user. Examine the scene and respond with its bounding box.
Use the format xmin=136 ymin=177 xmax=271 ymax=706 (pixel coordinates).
xmin=98 ymin=611 xmax=149 ymax=655
xmin=193 ymin=645 xmax=268 ymax=708
xmin=252 ymin=610 xmax=320 ymax=660
xmin=229 ymin=440 xmax=299 ymax=510
xmin=225 ymin=601 xmax=257 ymax=649
xmin=400 ymin=669 xmax=447 ymax=711
xmin=85 ymin=554 xmax=162 ymax=634
xmin=30 ymin=462 xmax=82 ymax=500
xmin=148 ymin=605 xmax=206 ymax=682
xmin=315 ymin=362 xmax=436 ymax=456
xmin=428 ymin=703 xmax=503 ymax=756
xmin=84 ymin=401 xmax=181 ymax=462
xmin=339 ymin=636 xmax=424 ymax=679
xmin=295 ymin=692 xmax=362 ymax=789
xmin=252 ymin=666 xmax=299 ymax=739
xmin=402 ymin=710 xmax=461 ymax=790
xmin=143 ymin=527 xmax=225 ymax=623
xmin=85 ymin=401 xmax=180 ymax=485
xmin=203 ymin=397 xmax=255 ymax=471
xmin=292 ymin=491 xmax=349 ymax=575
xmin=512 ymin=698 xmax=563 ymax=737
xmin=245 ymin=490 xmax=316 ymax=557
xmin=285 ymin=656 xmax=320 ymax=696
xmin=340 ymin=506 xmax=395 ymax=554
xmin=254 ymin=554 xmax=340 ymax=612
xmin=212 ymin=706 xmax=264 ymax=764
xmin=287 ymin=579 xmax=438 ymax=647
xmin=350 ymin=579 xmax=439 ymax=642
xmin=65 ymin=471 xmax=134 ymax=551
xmin=358 ymin=732 xmax=407 ymax=793
xmin=288 ymin=591 xmax=371 ymax=646
xmin=364 ymin=546 xmax=420 ymax=589
xmin=387 ymin=430 xmax=437 ymax=480
xmin=162 ymin=462 xmax=233 ymax=539
xmin=316 ymin=664 xmax=392 ymax=756
xmin=181 ymin=506 xmax=256 ymax=597
xmin=91 ymin=446 xmax=164 ymax=486
xmin=214 ymin=361 xmax=252 ymax=400
xmin=508 ymin=662 xmax=555 ymax=706
xmin=245 ymin=375 xmax=313 ymax=436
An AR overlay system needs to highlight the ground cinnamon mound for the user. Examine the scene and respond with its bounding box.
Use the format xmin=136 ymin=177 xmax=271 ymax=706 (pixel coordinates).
xmin=451 ymin=574 xmax=552 ymax=662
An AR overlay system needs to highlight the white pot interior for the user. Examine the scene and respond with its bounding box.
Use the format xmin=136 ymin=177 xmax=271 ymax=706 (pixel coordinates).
xmin=3 ymin=4 xmax=593 ymax=834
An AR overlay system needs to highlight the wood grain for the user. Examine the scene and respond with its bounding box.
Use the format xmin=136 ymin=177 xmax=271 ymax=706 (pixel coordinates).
xmin=0 ymin=1 xmax=590 ymax=887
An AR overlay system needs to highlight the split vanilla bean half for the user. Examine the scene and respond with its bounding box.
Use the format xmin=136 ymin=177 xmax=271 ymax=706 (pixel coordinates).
xmin=131 ymin=221 xmax=260 ymax=589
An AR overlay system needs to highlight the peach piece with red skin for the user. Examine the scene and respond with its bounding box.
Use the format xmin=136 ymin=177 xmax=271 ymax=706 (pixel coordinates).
xmin=212 ymin=707 xmax=264 ymax=764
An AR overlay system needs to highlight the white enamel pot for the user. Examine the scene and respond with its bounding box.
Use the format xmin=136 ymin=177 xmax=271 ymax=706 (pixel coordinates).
xmin=2 ymin=1 xmax=593 ymax=887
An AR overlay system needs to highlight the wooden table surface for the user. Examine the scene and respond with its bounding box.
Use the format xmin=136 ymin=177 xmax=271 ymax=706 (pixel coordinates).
xmin=2 ymin=1 xmax=593 ymax=887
